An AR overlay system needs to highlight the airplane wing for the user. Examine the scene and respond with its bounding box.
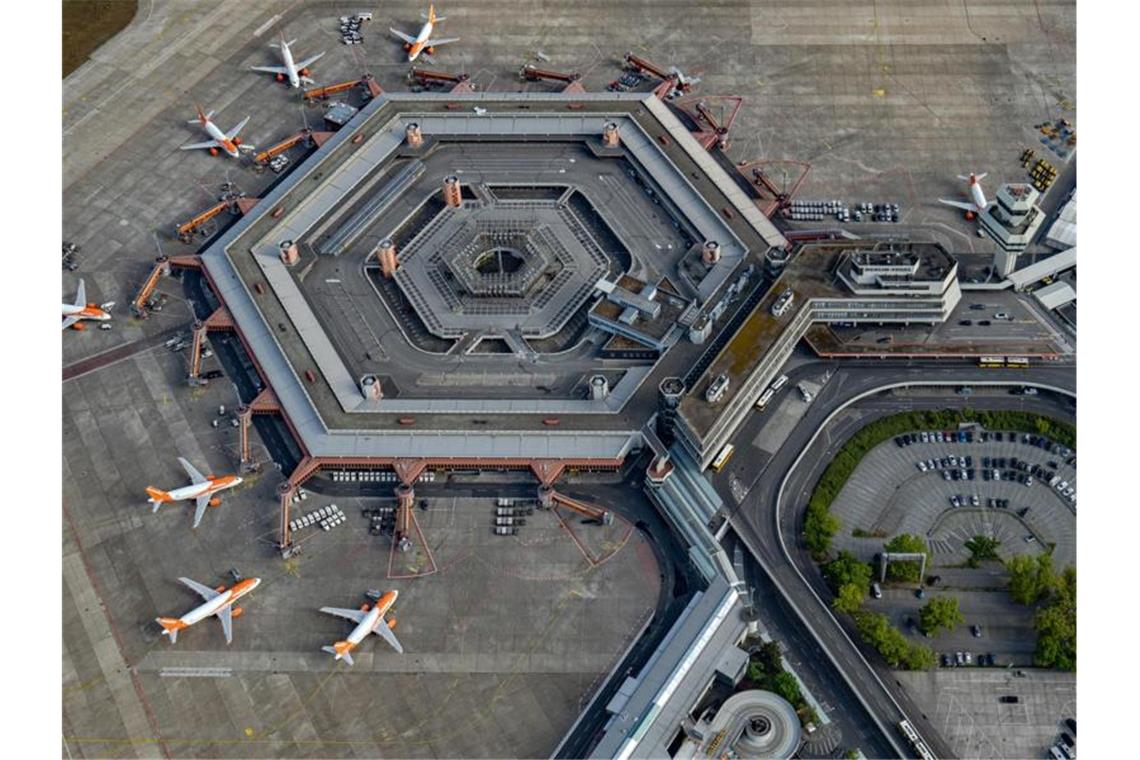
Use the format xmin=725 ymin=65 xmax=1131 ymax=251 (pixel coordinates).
xmin=938 ymin=199 xmax=975 ymax=212
xmin=192 ymin=495 xmax=210 ymax=529
xmin=320 ymin=606 xmax=368 ymax=624
xmin=179 ymin=576 xmax=222 ymax=602
xmin=226 ymin=116 xmax=251 ymax=140
xmin=426 ymin=37 xmax=460 ymax=47
xmin=372 ymin=619 xmax=404 ymax=653
xmin=62 ymin=316 xmax=79 ymax=331
xmin=216 ymin=604 xmax=234 ymax=644
xmin=389 ymin=28 xmax=417 ymax=44
xmin=179 ymin=457 xmax=208 ymax=485
xmin=250 ymin=64 xmax=291 ymax=75
xmin=293 ymin=51 xmax=326 ymax=70
xmin=180 ymin=139 xmax=219 ymax=151
xmin=74 ymin=279 xmax=86 ymax=308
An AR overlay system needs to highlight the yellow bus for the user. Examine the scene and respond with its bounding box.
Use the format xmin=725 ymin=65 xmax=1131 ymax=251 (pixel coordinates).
xmin=710 ymin=443 xmax=735 ymax=473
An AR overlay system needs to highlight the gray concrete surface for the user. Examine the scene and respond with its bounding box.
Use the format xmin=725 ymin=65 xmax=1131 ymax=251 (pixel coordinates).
xmin=896 ymin=668 xmax=1075 ymax=760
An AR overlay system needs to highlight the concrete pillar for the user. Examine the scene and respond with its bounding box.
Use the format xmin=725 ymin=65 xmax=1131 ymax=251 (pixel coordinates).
xmin=537 ymin=485 xmax=554 ymax=510
xmin=377 ymin=238 xmax=398 ymax=278
xmin=702 ymin=240 xmax=722 ymax=265
xmin=443 ymin=175 xmax=462 ymax=208
xmin=279 ymin=239 xmax=300 ymax=266
xmin=602 ymin=121 xmax=621 ymax=148
xmin=360 ymin=375 xmax=383 ymax=400
xmin=656 ymin=376 xmax=684 ymax=446
xmin=993 ymin=249 xmax=1018 ymax=279
xmin=589 ymin=375 xmax=609 ymax=400
xmin=405 ymin=122 xmax=423 ymax=149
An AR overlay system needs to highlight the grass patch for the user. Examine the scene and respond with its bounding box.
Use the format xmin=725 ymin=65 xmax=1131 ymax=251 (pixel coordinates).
xmin=964 ymin=535 xmax=1001 ymax=567
xmin=64 ymin=1 xmax=139 ymax=77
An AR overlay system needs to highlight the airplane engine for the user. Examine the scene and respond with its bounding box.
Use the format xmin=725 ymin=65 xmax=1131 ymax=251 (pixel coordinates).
xmin=233 ymin=136 xmax=242 ymax=145
xmin=73 ymin=322 xmax=86 ymax=331
xmin=209 ymin=497 xmax=222 ymax=507
xmin=276 ymin=73 xmax=284 ymax=82
xmin=426 ymin=46 xmax=435 ymax=55
xmin=359 ymin=603 xmax=371 ymax=612
xmin=965 ymin=210 xmax=975 ymax=221
xmin=232 ymin=606 xmax=244 ymax=618
xmin=209 ymin=147 xmax=219 ymax=157
xmin=215 ymin=585 xmax=227 ymax=593
xmin=300 ymin=68 xmax=311 ymax=77
xmin=387 ymin=617 xmax=397 ymax=630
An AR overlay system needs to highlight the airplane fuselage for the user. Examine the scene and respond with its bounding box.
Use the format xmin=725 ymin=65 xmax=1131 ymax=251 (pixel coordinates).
xmin=407 ymin=21 xmax=434 ymax=61
xmin=969 ymin=180 xmax=987 ymax=211
xmin=166 ymin=474 xmax=242 ymax=503
xmin=175 ymin=578 xmax=261 ymax=627
xmin=345 ymin=591 xmax=397 ymax=646
xmin=62 ymin=303 xmax=110 ymax=322
xmin=202 ymin=118 xmax=241 ymax=158
xmin=279 ymin=40 xmax=301 ymax=88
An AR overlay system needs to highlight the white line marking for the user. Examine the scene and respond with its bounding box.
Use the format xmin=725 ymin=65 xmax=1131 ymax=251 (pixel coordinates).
xmin=254 ymin=14 xmax=281 ymax=38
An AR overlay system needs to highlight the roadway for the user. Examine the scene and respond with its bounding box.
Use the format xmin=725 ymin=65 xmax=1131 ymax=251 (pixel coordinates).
xmin=714 ymin=359 xmax=1075 ymax=759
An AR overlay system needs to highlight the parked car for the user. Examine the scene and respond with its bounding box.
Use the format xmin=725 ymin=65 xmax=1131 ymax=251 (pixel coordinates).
xmin=972 ymin=624 xmax=983 ymax=638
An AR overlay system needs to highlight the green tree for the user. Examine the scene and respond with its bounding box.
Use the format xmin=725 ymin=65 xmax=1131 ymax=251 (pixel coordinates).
xmin=804 ymin=503 xmax=841 ymax=557
xmin=903 ymin=643 xmax=937 ymax=671
xmin=1007 ymin=552 xmax=1055 ymax=605
xmin=882 ymin=534 xmax=931 ymax=582
xmin=1035 ymin=566 xmax=1076 ymax=671
xmin=964 ymin=535 xmax=1001 ymax=567
xmin=833 ymin=582 xmax=865 ymax=614
xmin=771 ymin=671 xmax=802 ymax=706
xmin=823 ymin=551 xmax=873 ymax=592
xmin=919 ymin=596 xmax=965 ymax=636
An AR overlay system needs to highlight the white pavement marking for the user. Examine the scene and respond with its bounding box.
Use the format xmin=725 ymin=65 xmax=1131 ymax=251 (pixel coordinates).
xmin=63 ymin=552 xmax=164 ymax=759
xmin=253 ymin=14 xmax=281 ymax=37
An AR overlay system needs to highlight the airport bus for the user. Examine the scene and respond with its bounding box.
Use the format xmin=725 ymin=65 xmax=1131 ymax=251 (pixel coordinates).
xmin=755 ymin=388 xmax=775 ymax=411
xmin=898 ymin=720 xmax=936 ymax=760
xmin=770 ymin=374 xmax=790 ymax=392
xmin=709 ymin=443 xmax=735 ymax=473
xmin=1005 ymin=356 xmax=1030 ymax=369
xmin=978 ymin=355 xmax=1005 ymax=368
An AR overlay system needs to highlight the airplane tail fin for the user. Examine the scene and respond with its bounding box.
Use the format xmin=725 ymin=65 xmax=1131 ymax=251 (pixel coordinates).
xmin=146 ymin=487 xmax=172 ymax=511
xmin=156 ymin=617 xmax=186 ymax=643
xmin=322 ymin=641 xmax=355 ymax=666
xmin=187 ymin=106 xmax=215 ymax=125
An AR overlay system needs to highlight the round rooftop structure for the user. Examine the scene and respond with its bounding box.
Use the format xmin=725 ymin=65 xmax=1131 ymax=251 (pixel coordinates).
xmin=709 ymin=689 xmax=801 ymax=759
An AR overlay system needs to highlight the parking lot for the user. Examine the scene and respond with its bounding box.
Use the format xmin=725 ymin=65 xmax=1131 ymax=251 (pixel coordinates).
xmin=832 ymin=426 xmax=1076 ymax=570
xmin=897 ymin=668 xmax=1075 ymax=760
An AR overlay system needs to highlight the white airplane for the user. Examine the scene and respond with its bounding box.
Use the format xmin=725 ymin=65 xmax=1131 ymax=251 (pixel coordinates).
xmin=180 ymin=105 xmax=253 ymax=159
xmin=320 ymin=589 xmax=403 ymax=665
xmin=939 ymin=173 xmax=990 ymax=217
xmin=250 ymin=31 xmax=325 ymax=88
xmin=390 ymin=4 xmax=459 ymax=62
xmin=145 ymin=457 xmax=243 ymax=529
xmin=62 ymin=279 xmax=113 ymax=330
xmin=156 ymin=576 xmax=261 ymax=644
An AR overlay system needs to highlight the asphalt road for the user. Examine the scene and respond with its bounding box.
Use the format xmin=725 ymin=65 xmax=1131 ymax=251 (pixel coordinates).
xmin=717 ymin=360 xmax=1075 ymax=759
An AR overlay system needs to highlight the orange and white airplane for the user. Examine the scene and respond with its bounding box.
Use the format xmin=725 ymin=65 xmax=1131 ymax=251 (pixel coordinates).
xmin=156 ymin=576 xmax=262 ymax=644
xmin=389 ymin=5 xmax=459 ymax=62
xmin=146 ymin=457 xmax=243 ymax=529
xmin=939 ymin=172 xmax=991 ymax=218
xmin=62 ymin=279 xmax=113 ymax=330
xmin=180 ymin=105 xmax=253 ymax=159
xmin=320 ymin=589 xmax=403 ymax=665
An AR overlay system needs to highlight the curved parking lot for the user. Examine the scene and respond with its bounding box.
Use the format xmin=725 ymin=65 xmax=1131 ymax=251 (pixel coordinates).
xmin=831 ymin=428 xmax=1076 ymax=570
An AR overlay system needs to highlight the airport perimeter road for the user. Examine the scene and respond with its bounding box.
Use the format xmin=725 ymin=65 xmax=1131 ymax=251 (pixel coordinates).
xmin=717 ymin=361 xmax=1075 ymax=759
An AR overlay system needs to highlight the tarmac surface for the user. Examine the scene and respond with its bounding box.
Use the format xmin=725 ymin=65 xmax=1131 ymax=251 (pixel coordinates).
xmin=63 ymin=1 xmax=1076 ymax=757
